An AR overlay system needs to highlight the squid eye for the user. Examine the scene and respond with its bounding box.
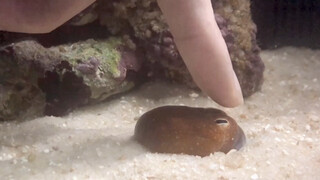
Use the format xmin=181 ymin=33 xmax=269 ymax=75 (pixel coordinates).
xmin=215 ymin=119 xmax=229 ymax=125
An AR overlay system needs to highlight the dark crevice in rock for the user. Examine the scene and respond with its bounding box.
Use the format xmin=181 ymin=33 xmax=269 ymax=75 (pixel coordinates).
xmin=0 ymin=21 xmax=110 ymax=48
xmin=38 ymin=61 xmax=91 ymax=116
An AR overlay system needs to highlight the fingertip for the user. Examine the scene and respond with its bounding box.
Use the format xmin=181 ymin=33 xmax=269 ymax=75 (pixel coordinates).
xmin=215 ymin=93 xmax=244 ymax=108
xmin=204 ymin=72 xmax=244 ymax=108
xmin=207 ymin=87 xmax=244 ymax=108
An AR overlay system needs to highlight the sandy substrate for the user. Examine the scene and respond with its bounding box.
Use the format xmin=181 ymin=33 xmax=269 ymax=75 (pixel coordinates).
xmin=0 ymin=47 xmax=320 ymax=180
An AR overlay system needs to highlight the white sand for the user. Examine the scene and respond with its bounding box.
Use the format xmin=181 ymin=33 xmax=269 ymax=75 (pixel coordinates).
xmin=0 ymin=47 xmax=320 ymax=180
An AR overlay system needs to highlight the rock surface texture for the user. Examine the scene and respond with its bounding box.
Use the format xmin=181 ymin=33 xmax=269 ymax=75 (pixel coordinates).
xmin=0 ymin=38 xmax=140 ymax=120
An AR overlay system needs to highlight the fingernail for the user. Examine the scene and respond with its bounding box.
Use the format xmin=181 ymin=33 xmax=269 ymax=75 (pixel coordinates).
xmin=233 ymin=72 xmax=244 ymax=103
xmin=233 ymin=72 xmax=241 ymax=91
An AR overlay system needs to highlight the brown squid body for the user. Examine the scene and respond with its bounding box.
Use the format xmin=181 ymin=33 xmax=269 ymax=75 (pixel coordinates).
xmin=134 ymin=106 xmax=246 ymax=157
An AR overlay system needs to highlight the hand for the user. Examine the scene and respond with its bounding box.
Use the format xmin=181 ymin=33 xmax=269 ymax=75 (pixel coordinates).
xmin=157 ymin=0 xmax=243 ymax=107
xmin=0 ymin=0 xmax=95 ymax=33
xmin=0 ymin=0 xmax=243 ymax=107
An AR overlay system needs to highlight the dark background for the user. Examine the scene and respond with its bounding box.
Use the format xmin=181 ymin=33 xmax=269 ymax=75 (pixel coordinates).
xmin=251 ymin=0 xmax=320 ymax=49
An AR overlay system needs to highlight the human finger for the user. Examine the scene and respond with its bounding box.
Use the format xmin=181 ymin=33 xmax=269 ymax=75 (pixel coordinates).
xmin=157 ymin=0 xmax=243 ymax=107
